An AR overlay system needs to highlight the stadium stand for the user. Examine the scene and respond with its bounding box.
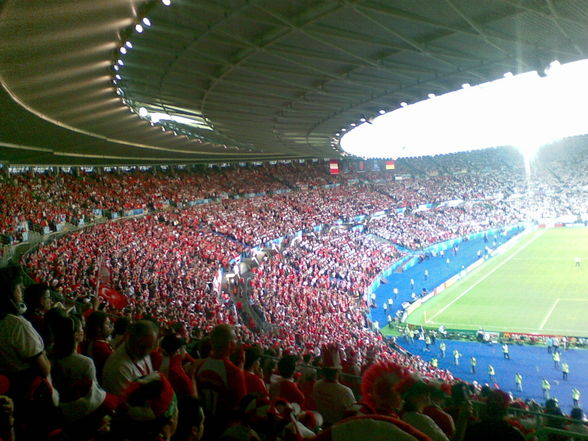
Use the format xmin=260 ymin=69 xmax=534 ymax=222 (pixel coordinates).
xmin=2 ymin=144 xmax=588 ymax=439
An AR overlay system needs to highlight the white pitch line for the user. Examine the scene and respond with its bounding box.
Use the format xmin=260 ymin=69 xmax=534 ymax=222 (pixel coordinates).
xmin=539 ymin=298 xmax=560 ymax=330
xmin=422 ymin=320 xmax=588 ymax=336
xmin=427 ymin=230 xmax=545 ymax=323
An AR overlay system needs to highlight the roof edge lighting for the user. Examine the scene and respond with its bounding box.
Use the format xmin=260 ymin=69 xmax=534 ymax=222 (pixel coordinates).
xmin=341 ymin=59 xmax=588 ymax=159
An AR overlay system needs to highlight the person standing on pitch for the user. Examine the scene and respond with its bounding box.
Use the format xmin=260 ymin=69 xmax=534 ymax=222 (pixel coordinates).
xmin=515 ymin=373 xmax=523 ymax=393
xmin=502 ymin=343 xmax=510 ymax=360
xmin=439 ymin=342 xmax=446 ymax=358
xmin=573 ymin=387 xmax=581 ymax=407
xmin=424 ymin=334 xmax=431 ymax=352
xmin=542 ymin=379 xmax=551 ymax=400
xmin=553 ymin=351 xmax=561 ymax=369
xmin=470 ymin=356 xmax=477 ymax=374
xmin=488 ymin=364 xmax=495 ymax=382
xmin=562 ymin=362 xmax=569 ymax=380
xmin=453 ymin=349 xmax=461 ymax=366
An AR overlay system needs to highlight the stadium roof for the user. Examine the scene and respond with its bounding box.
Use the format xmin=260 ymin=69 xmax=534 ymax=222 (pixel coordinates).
xmin=1 ymin=0 xmax=588 ymax=165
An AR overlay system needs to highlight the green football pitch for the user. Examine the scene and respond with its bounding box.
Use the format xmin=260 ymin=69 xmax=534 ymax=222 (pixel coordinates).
xmin=405 ymin=227 xmax=588 ymax=336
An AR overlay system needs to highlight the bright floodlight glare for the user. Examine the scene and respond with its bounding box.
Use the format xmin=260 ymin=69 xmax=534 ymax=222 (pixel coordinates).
xmin=120 ymin=47 xmax=127 ymax=55
xmin=113 ymin=65 xmax=119 ymax=71
xmin=125 ymin=41 xmax=133 ymax=49
xmin=117 ymin=59 xmax=124 ymax=66
xmin=428 ymin=93 xmax=435 ymax=99
xmin=138 ymin=107 xmax=148 ymax=117
xmin=162 ymin=0 xmax=171 ymax=5
xmin=143 ymin=18 xmax=151 ymax=26
xmin=135 ymin=24 xmax=144 ymax=33
xmin=400 ymin=102 xmax=407 ymax=107
xmin=378 ymin=110 xmax=386 ymax=114
xmin=340 ymin=59 xmax=588 ymax=159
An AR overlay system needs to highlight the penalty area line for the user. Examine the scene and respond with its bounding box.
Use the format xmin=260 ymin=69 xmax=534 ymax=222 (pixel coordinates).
xmin=426 ymin=229 xmax=545 ymax=324
xmin=539 ymin=298 xmax=560 ymax=330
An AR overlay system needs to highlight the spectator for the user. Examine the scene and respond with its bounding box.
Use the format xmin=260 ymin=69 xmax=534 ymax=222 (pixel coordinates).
xmin=84 ymin=311 xmax=113 ymax=383
xmin=102 ymin=320 xmax=157 ymax=395
xmin=243 ymin=345 xmax=267 ymax=397
xmin=269 ymin=355 xmax=305 ymax=407
xmin=22 ymin=283 xmax=52 ymax=342
xmin=463 ymin=390 xmax=525 ymax=441
xmin=50 ymin=314 xmax=117 ymax=437
xmin=401 ymin=381 xmax=449 ymax=441
xmin=193 ymin=324 xmax=246 ymax=439
xmin=113 ymin=372 xmax=179 ymax=441
xmin=312 ymin=346 xmax=355 ymax=426
xmin=173 ymin=396 xmax=206 ymax=441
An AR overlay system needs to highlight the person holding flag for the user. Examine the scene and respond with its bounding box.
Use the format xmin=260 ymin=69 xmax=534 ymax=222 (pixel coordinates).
xmin=96 ymin=258 xmax=127 ymax=310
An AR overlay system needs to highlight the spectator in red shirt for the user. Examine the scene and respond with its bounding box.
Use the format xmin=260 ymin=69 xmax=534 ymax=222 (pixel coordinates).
xmin=243 ymin=345 xmax=267 ymax=397
xmin=84 ymin=311 xmax=113 ymax=384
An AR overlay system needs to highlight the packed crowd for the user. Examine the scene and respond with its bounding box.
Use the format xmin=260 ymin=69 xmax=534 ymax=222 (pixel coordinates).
xmin=2 ymin=142 xmax=588 ymax=439
xmin=4 ymin=142 xmax=588 ymax=243
xmin=2 ymin=267 xmax=588 ymax=441
xmin=367 ymin=202 xmax=523 ymax=250
xmin=199 ymin=186 xmax=395 ymax=246
xmin=23 ymin=216 xmax=243 ymax=332
xmin=247 ymin=229 xmax=404 ymax=350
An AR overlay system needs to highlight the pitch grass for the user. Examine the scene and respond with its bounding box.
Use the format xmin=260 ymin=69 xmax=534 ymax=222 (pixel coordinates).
xmin=404 ymin=228 xmax=588 ymax=337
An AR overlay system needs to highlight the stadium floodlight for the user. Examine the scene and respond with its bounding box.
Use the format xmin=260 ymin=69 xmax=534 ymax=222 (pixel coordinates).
xmin=340 ymin=58 xmax=588 ymax=159
xmin=461 ymin=83 xmax=470 ymax=89
xmin=113 ymin=65 xmax=119 ymax=71
xmin=428 ymin=93 xmax=436 ymax=99
xmin=117 ymin=59 xmax=124 ymax=66
xmin=138 ymin=107 xmax=148 ymax=117
xmin=378 ymin=109 xmax=386 ymax=115
xmin=115 ymin=74 xmax=121 ymax=80
xmin=125 ymin=41 xmax=133 ymax=49
xmin=162 ymin=0 xmax=171 ymax=5
xmin=142 ymin=18 xmax=152 ymax=27
xmin=504 ymin=72 xmax=514 ymax=78
xmin=400 ymin=102 xmax=408 ymax=107
xmin=120 ymin=47 xmax=127 ymax=55
xmin=135 ymin=24 xmax=144 ymax=33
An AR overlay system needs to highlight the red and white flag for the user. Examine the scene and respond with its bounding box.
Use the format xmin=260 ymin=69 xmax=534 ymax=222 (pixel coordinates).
xmin=96 ymin=259 xmax=128 ymax=310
